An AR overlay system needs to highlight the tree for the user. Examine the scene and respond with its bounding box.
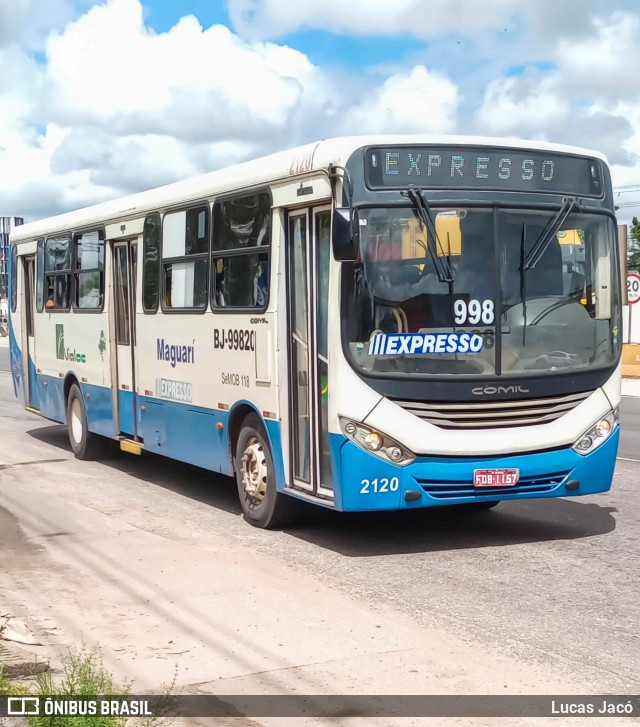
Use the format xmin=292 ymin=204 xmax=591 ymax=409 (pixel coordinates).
xmin=629 ymin=216 xmax=640 ymax=272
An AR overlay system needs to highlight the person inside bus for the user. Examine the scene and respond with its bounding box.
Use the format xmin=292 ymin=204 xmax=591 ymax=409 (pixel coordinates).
xmin=45 ymin=276 xmax=57 ymax=308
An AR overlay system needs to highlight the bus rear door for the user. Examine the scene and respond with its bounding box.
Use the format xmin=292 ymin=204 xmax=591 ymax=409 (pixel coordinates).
xmin=112 ymin=241 xmax=138 ymax=437
xmin=21 ymin=255 xmax=39 ymax=411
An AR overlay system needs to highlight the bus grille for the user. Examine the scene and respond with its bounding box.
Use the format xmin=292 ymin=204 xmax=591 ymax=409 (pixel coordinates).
xmin=389 ymin=390 xmax=594 ymax=429
xmin=416 ymin=471 xmax=570 ymax=499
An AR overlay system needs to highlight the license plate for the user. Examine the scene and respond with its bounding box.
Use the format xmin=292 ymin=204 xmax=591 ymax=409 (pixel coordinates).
xmin=473 ymin=468 xmax=520 ymax=488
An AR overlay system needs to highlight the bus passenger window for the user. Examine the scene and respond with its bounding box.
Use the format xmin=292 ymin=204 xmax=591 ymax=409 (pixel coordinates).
xmin=162 ymin=205 xmax=209 ymax=310
xmin=44 ymin=235 xmax=71 ymax=310
xmin=213 ymin=254 xmax=269 ymax=308
xmin=74 ymin=230 xmax=104 ymax=310
xmin=143 ymin=214 xmax=161 ymax=312
xmin=212 ymin=191 xmax=271 ymax=310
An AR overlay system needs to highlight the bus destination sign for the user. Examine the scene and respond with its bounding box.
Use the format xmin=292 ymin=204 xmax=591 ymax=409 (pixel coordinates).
xmin=365 ymin=147 xmax=602 ymax=197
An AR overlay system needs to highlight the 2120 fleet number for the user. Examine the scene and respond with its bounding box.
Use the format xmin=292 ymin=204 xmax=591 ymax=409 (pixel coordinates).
xmin=360 ymin=477 xmax=400 ymax=494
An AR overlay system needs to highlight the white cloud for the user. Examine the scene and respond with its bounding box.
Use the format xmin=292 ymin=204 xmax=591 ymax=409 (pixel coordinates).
xmin=0 ymin=0 xmax=95 ymax=51
xmin=228 ymin=0 xmax=516 ymax=41
xmin=226 ymin=0 xmax=635 ymax=45
xmin=473 ymin=9 xmax=640 ymax=180
xmin=342 ymin=66 xmax=458 ymax=135
xmin=44 ymin=0 xmax=322 ymax=138
xmin=1 ymin=0 xmax=640 ymax=222
xmin=476 ymin=76 xmax=568 ymax=139
xmin=0 ymin=0 xmax=341 ymax=218
xmin=555 ymin=12 xmax=640 ymax=102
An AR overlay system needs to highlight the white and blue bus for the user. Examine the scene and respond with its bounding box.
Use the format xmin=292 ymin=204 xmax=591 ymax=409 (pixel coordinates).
xmin=9 ymin=135 xmax=623 ymax=528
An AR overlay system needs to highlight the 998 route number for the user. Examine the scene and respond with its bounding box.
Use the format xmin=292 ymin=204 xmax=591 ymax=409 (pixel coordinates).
xmin=360 ymin=477 xmax=400 ymax=494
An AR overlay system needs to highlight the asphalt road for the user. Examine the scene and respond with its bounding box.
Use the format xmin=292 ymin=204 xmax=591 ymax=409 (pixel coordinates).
xmin=0 ymin=353 xmax=638 ymax=704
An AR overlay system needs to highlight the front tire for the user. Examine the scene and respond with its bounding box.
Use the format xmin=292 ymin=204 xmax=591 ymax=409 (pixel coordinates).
xmin=235 ymin=414 xmax=298 ymax=529
xmin=66 ymin=383 xmax=104 ymax=460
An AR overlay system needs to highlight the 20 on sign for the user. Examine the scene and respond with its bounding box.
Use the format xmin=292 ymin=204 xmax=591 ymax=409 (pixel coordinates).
xmin=628 ymin=272 xmax=640 ymax=305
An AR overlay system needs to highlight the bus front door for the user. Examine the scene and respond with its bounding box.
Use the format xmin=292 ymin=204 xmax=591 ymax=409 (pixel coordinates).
xmin=287 ymin=206 xmax=333 ymax=499
xmin=112 ymin=241 xmax=138 ymax=437
xmin=22 ymin=255 xmax=39 ymax=410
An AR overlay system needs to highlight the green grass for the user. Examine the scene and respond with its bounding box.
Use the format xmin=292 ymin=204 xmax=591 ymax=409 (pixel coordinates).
xmin=29 ymin=647 xmax=130 ymax=727
xmin=1 ymin=647 xmax=176 ymax=727
xmin=0 ymin=666 xmax=28 ymax=696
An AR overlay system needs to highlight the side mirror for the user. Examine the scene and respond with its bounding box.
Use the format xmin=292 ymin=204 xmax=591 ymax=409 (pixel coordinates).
xmin=332 ymin=208 xmax=360 ymax=262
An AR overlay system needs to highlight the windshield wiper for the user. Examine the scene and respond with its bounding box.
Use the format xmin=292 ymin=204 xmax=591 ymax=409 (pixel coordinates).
xmin=519 ymin=196 xmax=581 ymax=345
xmin=403 ymin=188 xmax=455 ymax=283
xmin=523 ymin=196 xmax=580 ymax=271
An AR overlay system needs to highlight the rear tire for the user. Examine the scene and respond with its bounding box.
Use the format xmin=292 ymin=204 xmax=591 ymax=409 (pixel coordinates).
xmin=66 ymin=383 xmax=104 ymax=460
xmin=235 ymin=413 xmax=298 ymax=529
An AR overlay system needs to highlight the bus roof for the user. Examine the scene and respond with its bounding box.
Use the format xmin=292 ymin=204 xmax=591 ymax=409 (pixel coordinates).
xmin=11 ymin=134 xmax=610 ymax=243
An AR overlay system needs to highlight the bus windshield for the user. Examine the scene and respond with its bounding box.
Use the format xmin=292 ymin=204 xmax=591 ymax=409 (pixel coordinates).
xmin=344 ymin=207 xmax=619 ymax=378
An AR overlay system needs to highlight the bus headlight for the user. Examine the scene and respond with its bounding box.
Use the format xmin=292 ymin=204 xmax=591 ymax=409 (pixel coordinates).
xmin=572 ymin=409 xmax=619 ymax=455
xmin=339 ymin=417 xmax=416 ymax=466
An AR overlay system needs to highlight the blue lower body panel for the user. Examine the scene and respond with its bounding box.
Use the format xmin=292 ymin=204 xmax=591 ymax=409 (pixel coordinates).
xmin=138 ymin=396 xmax=231 ymax=474
xmin=28 ymin=355 xmax=39 ymax=410
xmin=38 ymin=375 xmax=66 ymax=422
xmin=331 ymin=429 xmax=619 ymax=512
xmin=118 ymin=390 xmax=136 ymax=436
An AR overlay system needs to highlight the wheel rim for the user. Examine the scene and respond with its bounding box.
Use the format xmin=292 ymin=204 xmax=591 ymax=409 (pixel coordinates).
xmin=71 ymin=398 xmax=83 ymax=444
xmin=241 ymin=437 xmax=268 ymax=504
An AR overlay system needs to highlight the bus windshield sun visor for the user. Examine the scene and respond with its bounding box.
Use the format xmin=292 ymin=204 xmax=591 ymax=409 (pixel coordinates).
xmin=403 ymin=188 xmax=455 ymax=283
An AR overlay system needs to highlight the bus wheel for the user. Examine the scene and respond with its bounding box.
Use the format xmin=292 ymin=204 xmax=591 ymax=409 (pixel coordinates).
xmin=235 ymin=414 xmax=297 ymax=529
xmin=66 ymin=383 xmax=103 ymax=460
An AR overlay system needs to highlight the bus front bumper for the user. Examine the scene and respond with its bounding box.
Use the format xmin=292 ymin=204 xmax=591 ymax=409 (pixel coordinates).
xmin=331 ymin=428 xmax=619 ymax=512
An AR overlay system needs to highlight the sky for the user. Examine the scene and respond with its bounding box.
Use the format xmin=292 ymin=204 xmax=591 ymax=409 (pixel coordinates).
xmin=1 ymin=0 xmax=640 ymax=223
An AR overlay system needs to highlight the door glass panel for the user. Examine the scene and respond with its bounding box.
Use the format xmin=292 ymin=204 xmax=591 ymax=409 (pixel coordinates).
xmin=36 ymin=241 xmax=44 ymax=312
xmin=131 ymin=244 xmax=137 ymax=345
xmin=315 ymin=211 xmax=332 ymax=489
xmin=290 ymin=215 xmax=310 ymax=483
xmin=115 ymin=247 xmax=130 ymax=345
xmin=25 ymin=259 xmax=35 ymax=337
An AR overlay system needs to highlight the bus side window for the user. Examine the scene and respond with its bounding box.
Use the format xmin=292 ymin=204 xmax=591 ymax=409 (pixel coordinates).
xmin=161 ymin=206 xmax=209 ymax=311
xmin=44 ymin=235 xmax=71 ymax=310
xmin=212 ymin=191 xmax=271 ymax=310
xmin=143 ymin=214 xmax=161 ymax=312
xmin=74 ymin=230 xmax=104 ymax=310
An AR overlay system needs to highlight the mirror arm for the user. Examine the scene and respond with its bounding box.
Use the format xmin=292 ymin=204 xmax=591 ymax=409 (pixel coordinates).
xmin=329 ymin=165 xmax=356 ymax=242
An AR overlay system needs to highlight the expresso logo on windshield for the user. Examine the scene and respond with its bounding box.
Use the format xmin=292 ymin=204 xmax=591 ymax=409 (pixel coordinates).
xmin=55 ymin=324 xmax=87 ymax=364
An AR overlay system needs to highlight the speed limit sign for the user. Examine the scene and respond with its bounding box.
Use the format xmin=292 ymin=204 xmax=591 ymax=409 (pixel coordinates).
xmin=628 ymin=272 xmax=640 ymax=305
